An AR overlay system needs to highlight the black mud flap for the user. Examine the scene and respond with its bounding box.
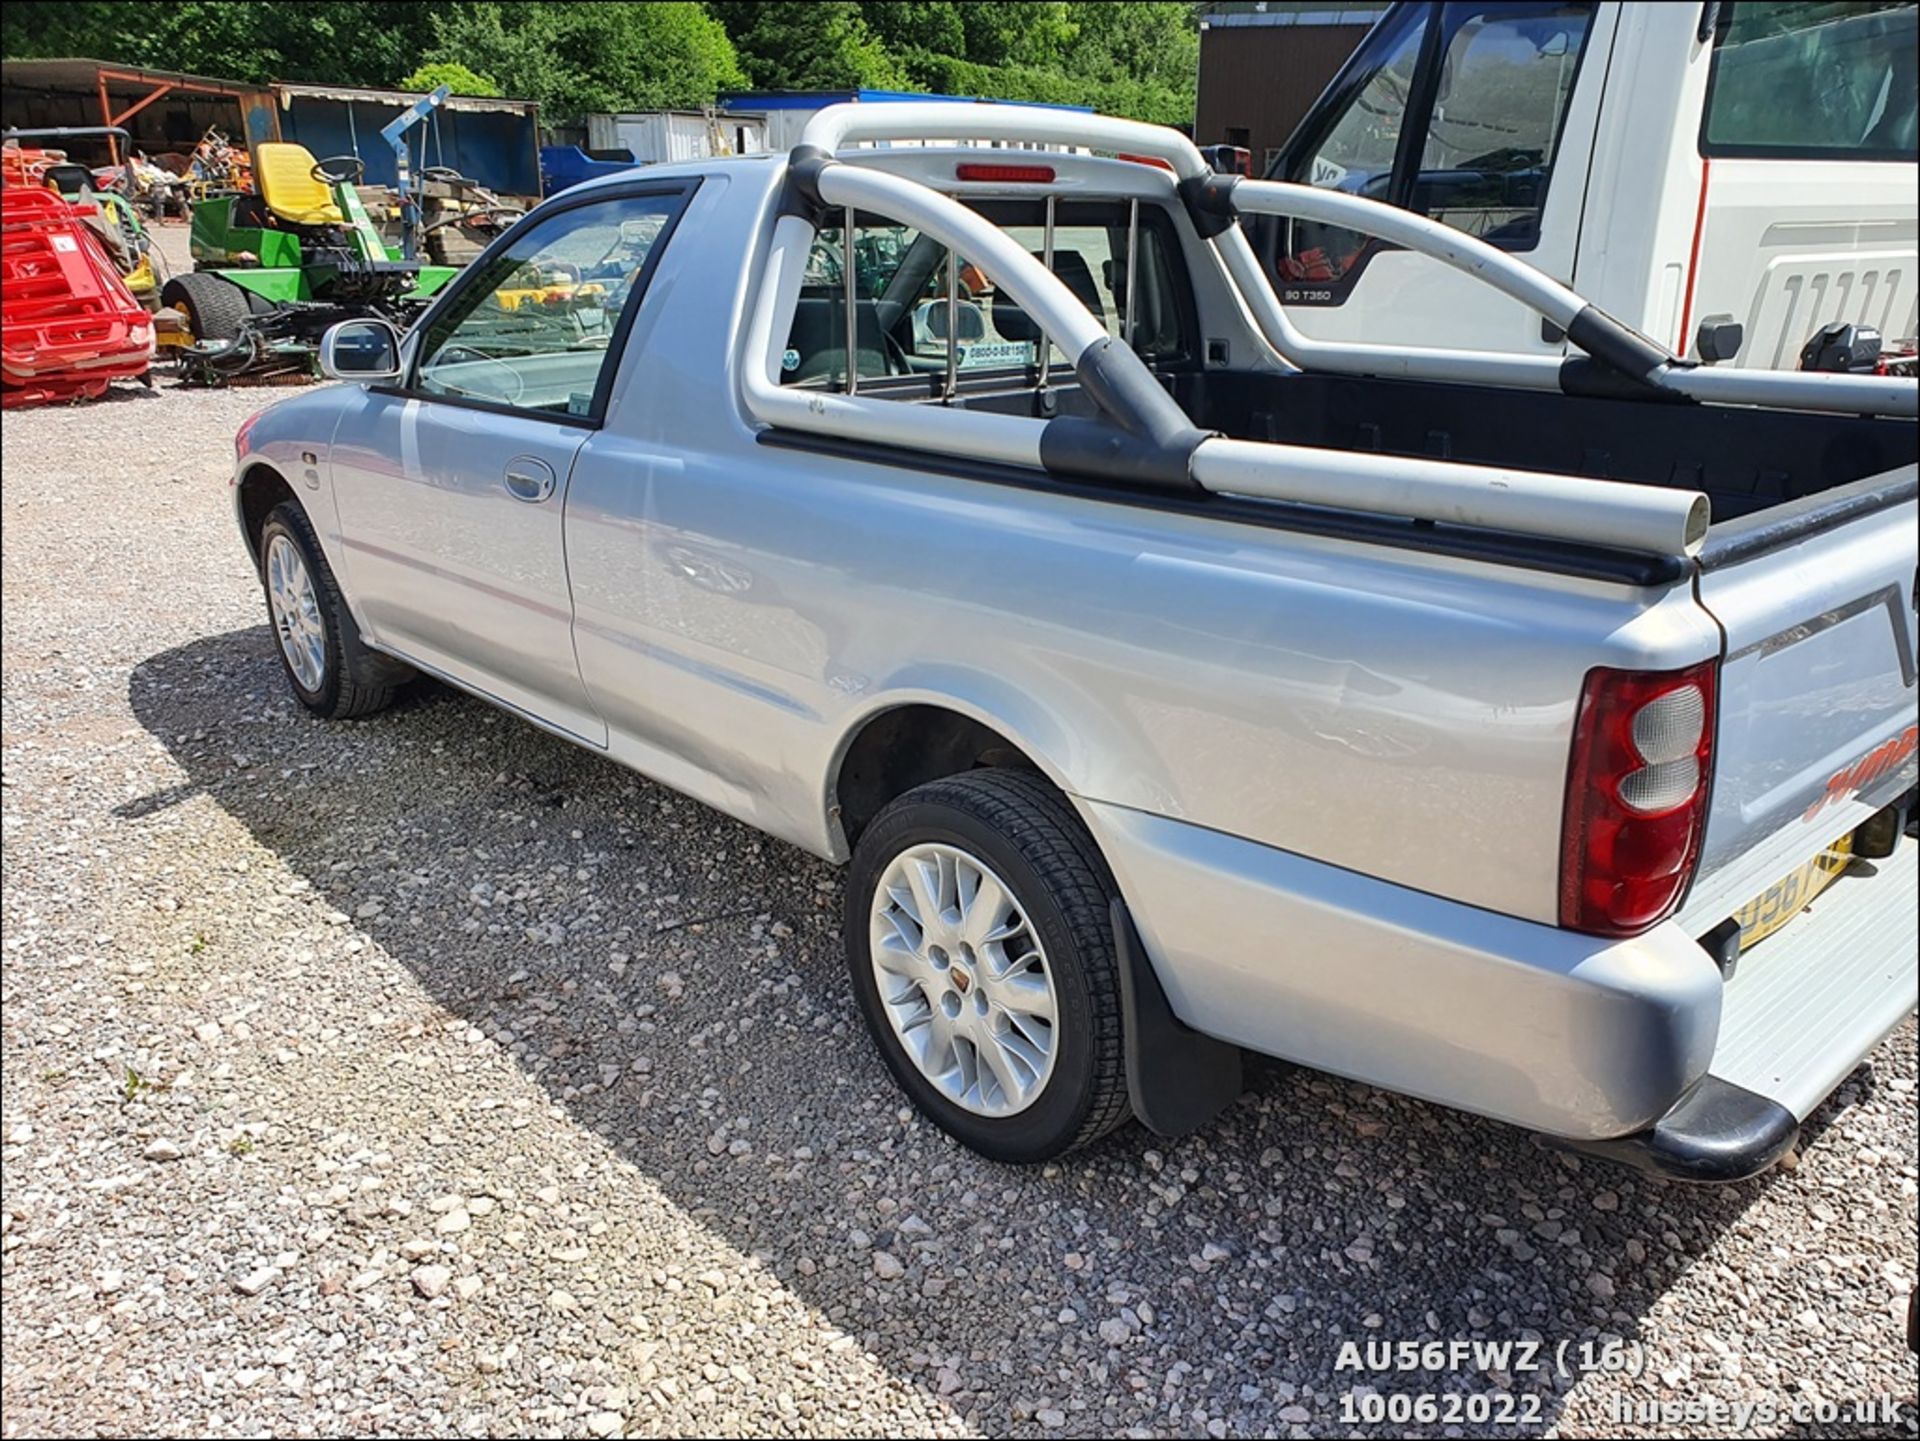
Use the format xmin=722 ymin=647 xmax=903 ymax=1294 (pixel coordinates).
xmin=1112 ymin=899 xmax=1243 ymax=1137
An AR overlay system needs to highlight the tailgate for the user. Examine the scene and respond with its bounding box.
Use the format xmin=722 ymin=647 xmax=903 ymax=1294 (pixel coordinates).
xmin=1688 ymin=470 xmax=1919 ymax=907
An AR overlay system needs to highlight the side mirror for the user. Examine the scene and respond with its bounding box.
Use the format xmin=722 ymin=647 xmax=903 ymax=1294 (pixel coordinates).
xmin=319 ymin=319 xmax=401 ymax=381
xmin=1694 ymin=316 xmax=1745 ymax=365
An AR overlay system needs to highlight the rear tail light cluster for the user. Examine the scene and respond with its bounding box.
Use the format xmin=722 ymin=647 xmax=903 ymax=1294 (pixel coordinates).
xmin=1560 ymin=661 xmax=1718 ymax=937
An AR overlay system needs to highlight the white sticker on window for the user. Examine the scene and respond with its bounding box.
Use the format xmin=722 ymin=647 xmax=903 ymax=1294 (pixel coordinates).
xmin=782 ymin=347 xmax=801 ymax=372
xmin=957 ymin=340 xmax=1036 ymax=370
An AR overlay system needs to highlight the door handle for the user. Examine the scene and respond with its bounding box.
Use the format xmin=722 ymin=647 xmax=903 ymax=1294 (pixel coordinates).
xmin=503 ymin=456 xmax=557 ymax=503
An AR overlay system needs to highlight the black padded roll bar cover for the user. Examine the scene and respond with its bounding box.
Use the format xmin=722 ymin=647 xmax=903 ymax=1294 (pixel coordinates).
xmin=1559 ymin=357 xmax=1695 ymax=404
xmin=1077 ymin=335 xmax=1209 ymax=448
xmin=1041 ymin=335 xmax=1211 ymax=490
xmin=779 ymin=144 xmax=836 ymax=225
xmin=1565 ymin=304 xmax=1677 ymax=384
xmin=1176 ymin=172 xmax=1241 ymax=239
xmin=1040 ymin=416 xmax=1205 ymax=491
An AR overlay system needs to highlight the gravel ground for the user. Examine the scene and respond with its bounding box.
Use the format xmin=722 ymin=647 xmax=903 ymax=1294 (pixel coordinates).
xmin=2 ymin=356 xmax=1916 ymax=1438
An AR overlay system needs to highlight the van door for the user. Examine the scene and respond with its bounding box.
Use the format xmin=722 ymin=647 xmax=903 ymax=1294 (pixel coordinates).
xmin=1264 ymin=1 xmax=1612 ymax=354
xmin=1680 ymin=1 xmax=1918 ymax=367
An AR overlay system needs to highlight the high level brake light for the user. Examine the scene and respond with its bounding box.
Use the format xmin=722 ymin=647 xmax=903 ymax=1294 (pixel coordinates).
xmin=954 ymin=163 xmax=1056 ymax=184
xmin=1559 ymin=661 xmax=1718 ymax=937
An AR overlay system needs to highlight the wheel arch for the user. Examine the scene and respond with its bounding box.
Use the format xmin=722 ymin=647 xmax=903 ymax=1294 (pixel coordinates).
xmin=825 ymin=683 xmax=1089 ymax=856
xmin=234 ymin=460 xmax=299 ymax=565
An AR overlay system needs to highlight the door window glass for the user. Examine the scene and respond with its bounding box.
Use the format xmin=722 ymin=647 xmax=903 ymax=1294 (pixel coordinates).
xmin=1703 ymin=1 xmax=1918 ymax=159
xmin=414 ymin=192 xmax=684 ymax=419
xmin=1274 ymin=2 xmax=1595 ymax=298
xmin=1414 ymin=4 xmax=1594 ymax=247
xmin=1277 ymin=4 xmax=1429 ymax=291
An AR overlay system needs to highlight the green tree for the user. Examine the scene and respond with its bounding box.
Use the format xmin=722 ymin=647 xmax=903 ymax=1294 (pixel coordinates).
xmin=398 ymin=62 xmax=502 ymax=99
xmin=1065 ymin=2 xmax=1200 ymax=98
xmin=707 ymin=2 xmax=905 ymax=91
xmin=852 ymin=1 xmax=1198 ymax=123
xmin=3 ymin=1 xmax=450 ymax=89
xmin=1062 ymin=2 xmax=1200 ymax=125
xmin=858 ymin=2 xmax=965 ymax=60
xmin=956 ymin=2 xmax=1077 ymax=70
xmin=420 ymin=2 xmax=746 ymax=119
xmin=6 ymin=0 xmax=1201 ymax=126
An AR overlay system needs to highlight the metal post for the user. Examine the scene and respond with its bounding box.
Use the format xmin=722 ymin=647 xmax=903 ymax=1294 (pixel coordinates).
xmin=1124 ymin=197 xmax=1139 ymax=349
xmin=106 ymin=80 xmax=173 ymax=131
xmin=943 ymin=248 xmax=960 ymax=403
xmin=843 ymin=206 xmax=859 ymax=395
xmin=381 ymin=86 xmax=449 ymax=263
xmin=1038 ymin=194 xmax=1056 ymax=388
xmin=96 ymin=75 xmax=119 ymax=164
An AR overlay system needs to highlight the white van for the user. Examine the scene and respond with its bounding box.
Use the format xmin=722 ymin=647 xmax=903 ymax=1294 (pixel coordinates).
xmin=1262 ymin=1 xmax=1919 ymax=368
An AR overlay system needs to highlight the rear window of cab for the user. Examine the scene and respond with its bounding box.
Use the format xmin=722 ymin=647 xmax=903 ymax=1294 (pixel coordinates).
xmin=782 ymin=198 xmax=1194 ymax=390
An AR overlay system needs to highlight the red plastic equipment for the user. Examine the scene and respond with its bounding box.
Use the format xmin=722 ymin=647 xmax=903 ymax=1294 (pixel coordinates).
xmin=3 ymin=183 xmax=153 ymax=408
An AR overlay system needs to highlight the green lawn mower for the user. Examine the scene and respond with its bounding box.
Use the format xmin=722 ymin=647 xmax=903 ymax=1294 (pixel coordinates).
xmin=162 ymin=142 xmax=459 ymax=383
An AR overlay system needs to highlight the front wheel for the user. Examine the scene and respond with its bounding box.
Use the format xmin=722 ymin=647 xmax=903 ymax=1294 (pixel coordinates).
xmin=845 ymin=769 xmax=1132 ymax=1163
xmin=258 ymin=502 xmax=410 ymax=719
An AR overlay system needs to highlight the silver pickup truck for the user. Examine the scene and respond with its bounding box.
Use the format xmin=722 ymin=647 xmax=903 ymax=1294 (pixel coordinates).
xmin=231 ymin=105 xmax=1918 ymax=1180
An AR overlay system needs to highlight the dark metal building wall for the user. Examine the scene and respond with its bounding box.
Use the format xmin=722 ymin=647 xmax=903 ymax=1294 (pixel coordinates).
xmin=1195 ymin=23 xmax=1373 ymax=170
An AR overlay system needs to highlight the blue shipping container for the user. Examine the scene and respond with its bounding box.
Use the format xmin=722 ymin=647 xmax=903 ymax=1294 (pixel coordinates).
xmin=274 ymin=85 xmax=542 ymax=199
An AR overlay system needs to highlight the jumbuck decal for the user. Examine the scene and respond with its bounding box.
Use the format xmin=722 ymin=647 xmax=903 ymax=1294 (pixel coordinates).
xmin=1804 ymin=725 xmax=1920 ymax=822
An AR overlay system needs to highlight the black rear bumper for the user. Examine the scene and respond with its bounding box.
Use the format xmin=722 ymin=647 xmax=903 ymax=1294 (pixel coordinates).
xmin=1537 ymin=1075 xmax=1799 ymax=1183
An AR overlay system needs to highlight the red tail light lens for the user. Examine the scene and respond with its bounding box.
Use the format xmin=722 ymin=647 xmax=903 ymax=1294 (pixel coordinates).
xmin=954 ymin=163 xmax=1056 ymax=183
xmin=1559 ymin=661 xmax=1718 ymax=936
xmin=1116 ymin=152 xmax=1175 ymax=171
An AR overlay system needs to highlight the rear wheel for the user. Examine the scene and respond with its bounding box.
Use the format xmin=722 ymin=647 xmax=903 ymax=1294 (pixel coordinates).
xmin=258 ymin=502 xmax=411 ymax=719
xmin=160 ymin=271 xmax=248 ymax=341
xmin=845 ymin=769 xmax=1131 ymax=1163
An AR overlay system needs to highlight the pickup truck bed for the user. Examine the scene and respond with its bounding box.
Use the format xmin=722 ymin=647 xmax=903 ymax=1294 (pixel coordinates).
xmin=934 ymin=365 xmax=1917 ymax=530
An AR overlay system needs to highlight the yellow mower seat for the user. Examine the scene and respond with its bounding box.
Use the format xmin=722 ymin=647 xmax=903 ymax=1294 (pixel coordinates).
xmin=255 ymin=143 xmax=344 ymax=226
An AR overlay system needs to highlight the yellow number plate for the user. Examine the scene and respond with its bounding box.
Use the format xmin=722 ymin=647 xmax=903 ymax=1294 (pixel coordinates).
xmin=1733 ymin=833 xmax=1853 ymax=950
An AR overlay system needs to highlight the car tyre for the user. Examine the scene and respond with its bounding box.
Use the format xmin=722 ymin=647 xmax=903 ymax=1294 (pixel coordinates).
xmin=845 ymin=768 xmax=1132 ymax=1163
xmin=258 ymin=502 xmax=411 ymax=719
